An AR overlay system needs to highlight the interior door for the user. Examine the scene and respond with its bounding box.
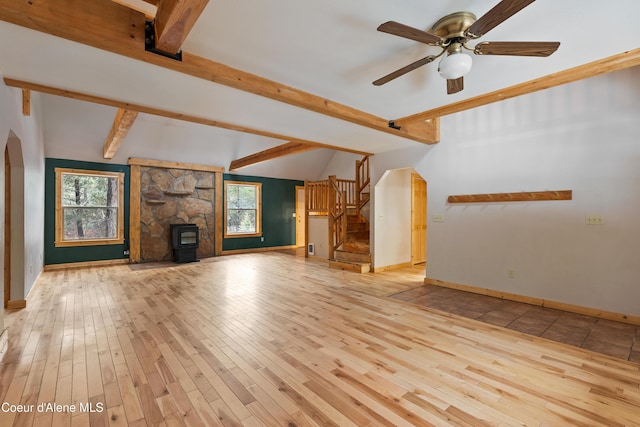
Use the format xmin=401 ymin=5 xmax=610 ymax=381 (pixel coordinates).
xmin=295 ymin=186 xmax=305 ymax=248
xmin=411 ymin=173 xmax=427 ymax=265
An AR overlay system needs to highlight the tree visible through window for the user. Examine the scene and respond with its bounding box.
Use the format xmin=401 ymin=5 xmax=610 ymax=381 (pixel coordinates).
xmin=225 ymin=181 xmax=261 ymax=236
xmin=55 ymin=168 xmax=124 ymax=246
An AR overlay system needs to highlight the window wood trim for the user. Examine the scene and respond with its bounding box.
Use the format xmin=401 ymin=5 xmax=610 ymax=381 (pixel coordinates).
xmin=55 ymin=168 xmax=125 ymax=247
xmin=224 ymin=181 xmax=262 ymax=238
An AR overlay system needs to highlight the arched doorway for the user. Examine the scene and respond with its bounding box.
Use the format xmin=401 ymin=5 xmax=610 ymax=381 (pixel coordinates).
xmin=373 ymin=168 xmax=427 ymax=270
xmin=4 ymin=131 xmax=25 ymax=308
xmin=4 ymin=144 xmax=9 ymax=308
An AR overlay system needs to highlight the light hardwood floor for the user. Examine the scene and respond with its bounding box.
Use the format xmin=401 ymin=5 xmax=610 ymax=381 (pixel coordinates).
xmin=1 ymin=252 xmax=639 ymax=426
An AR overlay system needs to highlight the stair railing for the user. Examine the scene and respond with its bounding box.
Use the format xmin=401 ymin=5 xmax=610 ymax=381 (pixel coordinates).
xmin=355 ymin=155 xmax=370 ymax=213
xmin=336 ymin=179 xmax=357 ymax=209
xmin=305 ymin=180 xmax=329 ymax=214
xmin=327 ymin=175 xmax=347 ymax=260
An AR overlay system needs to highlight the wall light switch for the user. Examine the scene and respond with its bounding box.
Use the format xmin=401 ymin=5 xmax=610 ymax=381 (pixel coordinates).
xmin=433 ymin=214 xmax=445 ymax=223
xmin=585 ymin=215 xmax=605 ymax=225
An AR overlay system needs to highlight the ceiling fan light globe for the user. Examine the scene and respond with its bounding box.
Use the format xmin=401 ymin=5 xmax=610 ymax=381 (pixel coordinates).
xmin=438 ymin=52 xmax=472 ymax=80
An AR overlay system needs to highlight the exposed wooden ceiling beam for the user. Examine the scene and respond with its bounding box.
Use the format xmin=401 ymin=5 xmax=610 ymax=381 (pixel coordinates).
xmin=395 ymin=48 xmax=640 ymax=125
xmin=21 ymin=89 xmax=30 ymax=116
xmin=0 ymin=0 xmax=437 ymax=144
xmin=4 ymin=78 xmax=372 ymax=157
xmin=230 ymin=142 xmax=319 ymax=170
xmin=103 ymin=108 xmax=139 ymax=159
xmin=154 ymin=0 xmax=209 ymax=54
xmin=110 ymin=0 xmax=156 ymax=18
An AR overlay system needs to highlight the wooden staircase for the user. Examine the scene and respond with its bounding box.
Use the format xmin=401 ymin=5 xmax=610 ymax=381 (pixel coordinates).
xmin=330 ymin=211 xmax=371 ymax=273
xmin=329 ymin=156 xmax=371 ymax=273
xmin=305 ymin=155 xmax=371 ymax=272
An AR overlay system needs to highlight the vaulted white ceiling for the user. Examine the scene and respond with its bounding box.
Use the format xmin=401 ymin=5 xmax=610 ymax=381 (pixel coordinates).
xmin=185 ymin=0 xmax=639 ymax=118
xmin=1 ymin=0 xmax=639 ymax=179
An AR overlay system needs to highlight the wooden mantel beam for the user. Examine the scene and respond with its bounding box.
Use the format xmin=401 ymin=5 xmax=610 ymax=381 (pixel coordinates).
xmin=4 ymin=78 xmax=372 ymax=157
xmin=395 ymin=48 xmax=640 ymax=125
xmin=103 ymin=108 xmax=139 ymax=159
xmin=229 ymin=142 xmax=319 ymax=170
xmin=154 ymin=0 xmax=209 ymax=54
xmin=0 ymin=0 xmax=437 ymax=144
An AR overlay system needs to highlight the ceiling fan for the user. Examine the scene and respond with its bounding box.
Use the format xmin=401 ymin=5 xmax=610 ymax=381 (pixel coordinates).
xmin=373 ymin=0 xmax=560 ymax=94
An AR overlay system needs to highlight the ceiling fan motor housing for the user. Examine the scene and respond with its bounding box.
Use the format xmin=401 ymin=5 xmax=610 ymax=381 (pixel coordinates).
xmin=431 ymin=11 xmax=477 ymax=42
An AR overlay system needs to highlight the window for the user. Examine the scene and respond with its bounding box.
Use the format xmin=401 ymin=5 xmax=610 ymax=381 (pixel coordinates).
xmin=55 ymin=168 xmax=125 ymax=247
xmin=225 ymin=181 xmax=262 ymax=237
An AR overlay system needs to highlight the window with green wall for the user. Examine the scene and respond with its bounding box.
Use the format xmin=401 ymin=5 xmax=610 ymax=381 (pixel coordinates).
xmin=222 ymin=174 xmax=303 ymax=251
xmin=44 ymin=158 xmax=130 ymax=265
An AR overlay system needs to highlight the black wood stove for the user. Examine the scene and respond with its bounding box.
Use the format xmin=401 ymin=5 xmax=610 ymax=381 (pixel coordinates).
xmin=170 ymin=224 xmax=199 ymax=263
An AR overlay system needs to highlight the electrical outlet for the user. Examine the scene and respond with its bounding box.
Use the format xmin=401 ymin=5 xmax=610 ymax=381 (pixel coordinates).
xmin=433 ymin=214 xmax=445 ymax=223
xmin=585 ymin=215 xmax=605 ymax=225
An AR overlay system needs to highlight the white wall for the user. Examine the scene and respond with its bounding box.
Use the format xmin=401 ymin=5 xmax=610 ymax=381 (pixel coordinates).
xmin=307 ymin=216 xmax=329 ymax=259
xmin=365 ymin=67 xmax=640 ymax=317
xmin=0 ymin=77 xmax=45 ymax=311
xmin=373 ymin=168 xmax=413 ymax=269
xmin=318 ymin=151 xmax=362 ymax=180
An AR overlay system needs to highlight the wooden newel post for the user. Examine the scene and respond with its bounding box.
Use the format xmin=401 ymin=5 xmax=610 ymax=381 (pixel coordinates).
xmin=328 ymin=175 xmax=336 ymax=260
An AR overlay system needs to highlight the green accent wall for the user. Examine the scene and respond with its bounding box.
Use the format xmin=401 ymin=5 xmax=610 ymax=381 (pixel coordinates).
xmin=223 ymin=174 xmax=303 ymax=251
xmin=44 ymin=158 xmax=130 ymax=265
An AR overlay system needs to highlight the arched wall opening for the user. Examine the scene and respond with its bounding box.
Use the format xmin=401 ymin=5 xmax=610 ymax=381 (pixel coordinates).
xmin=372 ymin=167 xmax=427 ymax=271
xmin=4 ymin=130 xmax=26 ymax=308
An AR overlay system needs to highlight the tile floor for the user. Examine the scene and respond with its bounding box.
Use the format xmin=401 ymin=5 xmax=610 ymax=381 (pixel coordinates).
xmin=391 ymin=285 xmax=640 ymax=362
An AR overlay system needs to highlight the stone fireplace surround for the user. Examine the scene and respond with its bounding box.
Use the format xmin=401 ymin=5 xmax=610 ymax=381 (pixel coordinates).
xmin=128 ymin=158 xmax=224 ymax=263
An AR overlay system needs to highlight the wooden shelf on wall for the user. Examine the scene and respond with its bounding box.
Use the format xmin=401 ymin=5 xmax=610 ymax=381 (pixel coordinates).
xmin=447 ymin=190 xmax=572 ymax=204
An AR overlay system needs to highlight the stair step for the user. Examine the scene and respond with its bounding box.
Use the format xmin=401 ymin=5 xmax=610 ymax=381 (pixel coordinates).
xmin=346 ymin=231 xmax=370 ymax=241
xmin=347 ymin=211 xmax=369 ymax=224
xmin=347 ymin=223 xmax=368 ymax=232
xmin=335 ymin=249 xmax=371 ymax=264
xmin=328 ymin=260 xmax=371 ymax=273
xmin=343 ymin=240 xmax=370 ymax=253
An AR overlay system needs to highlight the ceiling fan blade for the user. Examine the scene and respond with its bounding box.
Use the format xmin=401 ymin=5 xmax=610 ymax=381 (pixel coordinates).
xmin=474 ymin=41 xmax=560 ymax=56
xmin=373 ymin=55 xmax=438 ymax=86
xmin=377 ymin=21 xmax=442 ymax=45
xmin=447 ymin=77 xmax=464 ymax=94
xmin=465 ymin=0 xmax=536 ymax=39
